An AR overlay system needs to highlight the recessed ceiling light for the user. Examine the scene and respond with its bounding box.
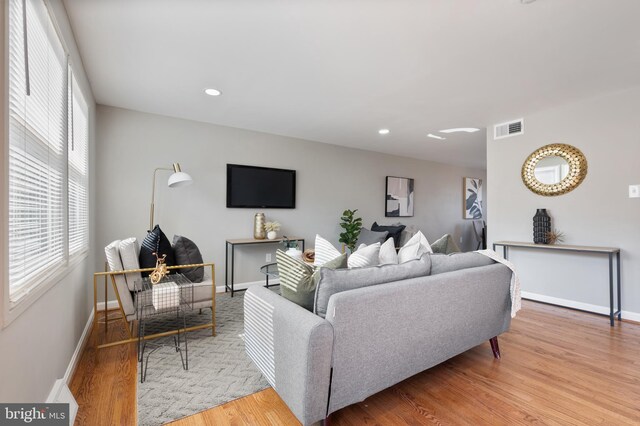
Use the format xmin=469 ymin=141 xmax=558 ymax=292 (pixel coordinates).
xmin=439 ymin=128 xmax=480 ymax=134
xmin=427 ymin=133 xmax=446 ymax=140
xmin=204 ymin=88 xmax=222 ymax=96
xmin=378 ymin=129 xmax=390 ymax=135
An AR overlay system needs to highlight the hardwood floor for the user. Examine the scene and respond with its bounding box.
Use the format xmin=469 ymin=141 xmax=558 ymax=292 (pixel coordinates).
xmin=71 ymin=299 xmax=640 ymax=426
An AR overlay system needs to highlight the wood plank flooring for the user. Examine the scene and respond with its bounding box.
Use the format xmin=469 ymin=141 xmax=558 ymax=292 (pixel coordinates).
xmin=71 ymin=299 xmax=640 ymax=426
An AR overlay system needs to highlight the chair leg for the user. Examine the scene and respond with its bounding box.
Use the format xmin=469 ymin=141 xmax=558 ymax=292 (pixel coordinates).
xmin=489 ymin=336 xmax=501 ymax=359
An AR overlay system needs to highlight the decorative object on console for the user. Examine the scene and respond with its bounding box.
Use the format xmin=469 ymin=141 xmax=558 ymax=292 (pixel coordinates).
xmin=533 ymin=208 xmax=551 ymax=244
xmin=253 ymin=213 xmax=266 ymax=239
xmin=338 ymin=209 xmax=363 ymax=253
xmin=545 ymin=229 xmax=565 ymax=245
xmin=140 ymin=225 xmax=175 ymax=277
xmin=385 ymin=176 xmax=414 ymax=217
xmin=150 ymin=253 xmax=168 ymax=284
xmin=302 ymin=249 xmax=315 ymax=264
xmin=371 ymin=222 xmax=406 ymax=247
xmin=464 ymin=177 xmax=483 ymax=219
xmin=264 ymin=221 xmax=281 ymax=240
xmin=173 ymin=235 xmax=204 ymax=282
xmin=149 ymin=163 xmax=193 ymax=231
xmin=430 ymin=234 xmax=461 ymax=254
xmin=522 ymin=143 xmax=588 ymax=196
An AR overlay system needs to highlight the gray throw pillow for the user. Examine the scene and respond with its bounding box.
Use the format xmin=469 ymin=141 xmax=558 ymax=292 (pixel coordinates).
xmin=314 ymin=254 xmax=431 ymax=318
xmin=430 ymin=252 xmax=494 ymax=275
xmin=278 ymin=250 xmax=347 ymax=311
xmin=430 ymin=234 xmax=461 ymax=254
xmin=172 ymin=235 xmax=204 ymax=282
xmin=355 ymin=228 xmax=388 ymax=247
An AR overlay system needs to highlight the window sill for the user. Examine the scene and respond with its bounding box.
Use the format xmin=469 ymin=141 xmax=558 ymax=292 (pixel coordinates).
xmin=2 ymin=250 xmax=89 ymax=328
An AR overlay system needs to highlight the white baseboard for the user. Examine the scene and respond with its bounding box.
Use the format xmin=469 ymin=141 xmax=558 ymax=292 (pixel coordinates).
xmin=216 ymin=279 xmax=279 ymax=294
xmin=96 ymin=300 xmax=120 ymax=311
xmin=521 ymin=291 xmax=640 ymax=322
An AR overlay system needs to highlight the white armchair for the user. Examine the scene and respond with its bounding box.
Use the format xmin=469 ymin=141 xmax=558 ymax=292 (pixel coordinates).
xmin=94 ymin=238 xmax=215 ymax=349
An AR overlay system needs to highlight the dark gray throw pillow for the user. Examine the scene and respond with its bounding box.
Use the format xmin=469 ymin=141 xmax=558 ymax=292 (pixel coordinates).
xmin=139 ymin=225 xmax=175 ymax=277
xmin=314 ymin=254 xmax=431 ymax=318
xmin=430 ymin=252 xmax=494 ymax=275
xmin=371 ymin=222 xmax=406 ymax=247
xmin=172 ymin=235 xmax=204 ymax=282
xmin=355 ymin=227 xmax=388 ymax=247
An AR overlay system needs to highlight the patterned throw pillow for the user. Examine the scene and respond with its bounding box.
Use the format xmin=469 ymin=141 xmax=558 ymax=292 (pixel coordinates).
xmin=397 ymin=231 xmax=432 ymax=263
xmin=347 ymin=242 xmax=381 ymax=268
xmin=139 ymin=225 xmax=175 ymax=277
xmin=313 ymin=234 xmax=343 ymax=266
xmin=278 ymin=249 xmax=347 ymax=310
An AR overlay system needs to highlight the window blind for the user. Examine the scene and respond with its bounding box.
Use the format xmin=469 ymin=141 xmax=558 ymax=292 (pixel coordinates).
xmin=68 ymin=73 xmax=89 ymax=255
xmin=8 ymin=0 xmax=68 ymax=297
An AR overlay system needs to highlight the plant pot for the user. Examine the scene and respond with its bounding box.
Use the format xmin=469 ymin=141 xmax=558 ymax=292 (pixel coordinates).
xmin=267 ymin=231 xmax=277 ymax=240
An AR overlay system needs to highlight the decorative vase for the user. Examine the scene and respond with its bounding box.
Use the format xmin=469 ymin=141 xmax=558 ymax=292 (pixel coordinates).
xmin=533 ymin=209 xmax=551 ymax=244
xmin=267 ymin=231 xmax=277 ymax=240
xmin=253 ymin=213 xmax=266 ymax=240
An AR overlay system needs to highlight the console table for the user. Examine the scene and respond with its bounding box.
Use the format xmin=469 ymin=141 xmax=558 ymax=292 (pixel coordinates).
xmin=493 ymin=241 xmax=621 ymax=326
xmin=225 ymin=237 xmax=305 ymax=296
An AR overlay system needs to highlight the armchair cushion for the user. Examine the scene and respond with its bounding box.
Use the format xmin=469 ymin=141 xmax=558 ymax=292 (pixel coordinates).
xmin=104 ymin=240 xmax=135 ymax=316
xmin=118 ymin=238 xmax=142 ymax=291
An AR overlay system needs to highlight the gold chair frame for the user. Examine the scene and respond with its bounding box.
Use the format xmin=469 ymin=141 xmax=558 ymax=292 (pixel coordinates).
xmin=93 ymin=263 xmax=216 ymax=349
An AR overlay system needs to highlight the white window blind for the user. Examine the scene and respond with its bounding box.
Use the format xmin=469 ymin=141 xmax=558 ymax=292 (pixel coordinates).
xmin=8 ymin=0 xmax=69 ymax=298
xmin=68 ymin=73 xmax=89 ymax=255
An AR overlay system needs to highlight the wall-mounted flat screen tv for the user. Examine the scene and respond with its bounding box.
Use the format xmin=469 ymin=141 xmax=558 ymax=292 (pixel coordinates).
xmin=226 ymin=164 xmax=296 ymax=208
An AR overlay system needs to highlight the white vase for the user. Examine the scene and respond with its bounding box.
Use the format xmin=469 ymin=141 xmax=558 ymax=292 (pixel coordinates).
xmin=267 ymin=231 xmax=277 ymax=240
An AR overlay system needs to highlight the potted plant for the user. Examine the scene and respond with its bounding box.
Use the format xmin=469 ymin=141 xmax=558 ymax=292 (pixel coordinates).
xmin=282 ymin=236 xmax=302 ymax=259
xmin=339 ymin=209 xmax=363 ymax=253
xmin=264 ymin=221 xmax=281 ymax=240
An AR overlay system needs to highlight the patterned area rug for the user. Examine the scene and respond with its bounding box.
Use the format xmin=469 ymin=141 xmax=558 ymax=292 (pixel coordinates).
xmin=137 ymin=293 xmax=269 ymax=425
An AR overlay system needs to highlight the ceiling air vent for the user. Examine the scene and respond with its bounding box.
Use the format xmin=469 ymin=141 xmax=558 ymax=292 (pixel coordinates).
xmin=494 ymin=118 xmax=524 ymax=140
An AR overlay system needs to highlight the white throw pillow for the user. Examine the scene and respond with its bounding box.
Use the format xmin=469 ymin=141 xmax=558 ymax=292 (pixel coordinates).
xmin=119 ymin=237 xmax=142 ymax=291
xmin=348 ymin=242 xmax=381 ymax=268
xmin=379 ymin=238 xmax=399 ymax=265
xmin=397 ymin=231 xmax=432 ymax=263
xmin=314 ymin=234 xmax=343 ymax=266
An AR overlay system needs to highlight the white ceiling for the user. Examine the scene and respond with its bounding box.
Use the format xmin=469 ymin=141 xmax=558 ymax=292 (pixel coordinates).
xmin=63 ymin=0 xmax=640 ymax=169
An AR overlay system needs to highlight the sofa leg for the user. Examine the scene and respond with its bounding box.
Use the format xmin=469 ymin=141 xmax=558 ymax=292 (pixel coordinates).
xmin=489 ymin=336 xmax=501 ymax=359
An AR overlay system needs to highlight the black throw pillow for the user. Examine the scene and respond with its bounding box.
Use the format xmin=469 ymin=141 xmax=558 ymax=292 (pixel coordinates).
xmin=173 ymin=235 xmax=205 ymax=282
xmin=371 ymin=222 xmax=406 ymax=248
xmin=139 ymin=225 xmax=175 ymax=277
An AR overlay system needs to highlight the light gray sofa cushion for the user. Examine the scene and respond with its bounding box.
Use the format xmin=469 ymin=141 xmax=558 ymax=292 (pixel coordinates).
xmin=355 ymin=227 xmax=388 ymax=247
xmin=430 ymin=252 xmax=494 ymax=275
xmin=314 ymin=254 xmax=431 ymax=318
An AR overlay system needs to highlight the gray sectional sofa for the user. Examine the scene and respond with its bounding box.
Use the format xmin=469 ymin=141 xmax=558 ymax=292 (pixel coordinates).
xmin=243 ymin=253 xmax=513 ymax=425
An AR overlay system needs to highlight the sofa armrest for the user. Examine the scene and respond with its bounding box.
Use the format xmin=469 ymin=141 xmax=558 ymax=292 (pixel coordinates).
xmin=244 ymin=286 xmax=333 ymax=426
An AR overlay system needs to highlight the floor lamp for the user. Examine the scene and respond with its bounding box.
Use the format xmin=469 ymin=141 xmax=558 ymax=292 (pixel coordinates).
xmin=149 ymin=163 xmax=193 ymax=231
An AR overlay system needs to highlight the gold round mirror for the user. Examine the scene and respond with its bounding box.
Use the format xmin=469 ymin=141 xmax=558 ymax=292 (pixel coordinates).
xmin=522 ymin=144 xmax=587 ymax=196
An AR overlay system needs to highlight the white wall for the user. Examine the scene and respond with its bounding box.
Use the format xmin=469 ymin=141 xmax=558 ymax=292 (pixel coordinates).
xmin=487 ymin=86 xmax=640 ymax=318
xmin=0 ymin=0 xmax=96 ymax=402
xmin=96 ymin=106 xmax=487 ymax=290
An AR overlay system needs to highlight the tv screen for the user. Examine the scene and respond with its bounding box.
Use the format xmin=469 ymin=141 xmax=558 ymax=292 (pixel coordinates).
xmin=226 ymin=164 xmax=296 ymax=208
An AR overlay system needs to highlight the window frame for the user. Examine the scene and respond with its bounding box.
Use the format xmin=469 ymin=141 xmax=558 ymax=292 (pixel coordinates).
xmin=2 ymin=0 xmax=90 ymax=327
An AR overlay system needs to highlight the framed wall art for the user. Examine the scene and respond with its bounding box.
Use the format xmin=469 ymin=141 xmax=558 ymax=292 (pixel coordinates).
xmin=385 ymin=176 xmax=414 ymax=217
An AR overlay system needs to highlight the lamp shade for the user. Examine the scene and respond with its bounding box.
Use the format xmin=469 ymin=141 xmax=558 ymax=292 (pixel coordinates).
xmin=168 ymin=171 xmax=193 ymax=188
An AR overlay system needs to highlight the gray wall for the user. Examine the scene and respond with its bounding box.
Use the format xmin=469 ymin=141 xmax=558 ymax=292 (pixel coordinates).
xmin=96 ymin=106 xmax=486 ymax=290
xmin=0 ymin=0 xmax=97 ymax=402
xmin=487 ymin=86 xmax=640 ymax=318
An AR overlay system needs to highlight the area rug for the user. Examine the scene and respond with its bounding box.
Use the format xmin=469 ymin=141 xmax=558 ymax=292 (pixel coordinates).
xmin=137 ymin=293 xmax=269 ymax=426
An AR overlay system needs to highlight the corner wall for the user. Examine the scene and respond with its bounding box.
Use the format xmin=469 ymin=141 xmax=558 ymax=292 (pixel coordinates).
xmin=96 ymin=106 xmax=487 ymax=288
xmin=487 ymin=86 xmax=640 ymax=318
